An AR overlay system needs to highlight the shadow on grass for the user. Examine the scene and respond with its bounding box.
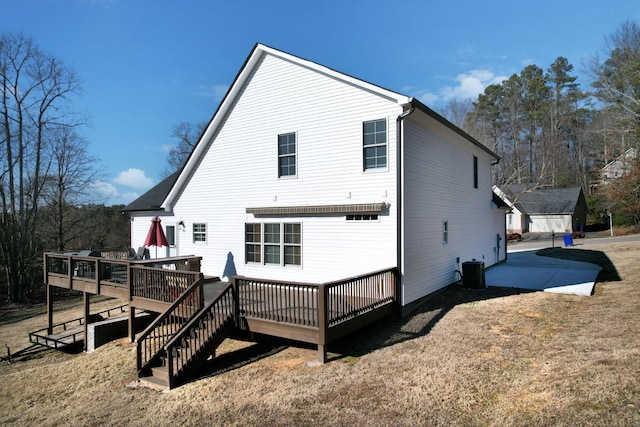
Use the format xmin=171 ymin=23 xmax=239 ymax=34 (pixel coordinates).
xmin=536 ymin=247 xmax=621 ymax=282
xmin=192 ymin=338 xmax=290 ymax=381
xmin=327 ymin=285 xmax=534 ymax=362
xmin=185 ymin=286 xmax=542 ymax=372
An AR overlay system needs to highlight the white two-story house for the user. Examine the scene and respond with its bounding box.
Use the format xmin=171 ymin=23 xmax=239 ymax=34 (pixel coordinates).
xmin=124 ymin=43 xmax=507 ymax=311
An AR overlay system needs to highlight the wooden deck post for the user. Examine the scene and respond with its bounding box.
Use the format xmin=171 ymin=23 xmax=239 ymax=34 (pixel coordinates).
xmin=83 ymin=292 xmax=90 ymax=352
xmin=317 ymin=284 xmax=328 ymax=363
xmin=128 ymin=305 xmax=136 ymax=342
xmin=47 ymin=284 xmax=53 ymax=335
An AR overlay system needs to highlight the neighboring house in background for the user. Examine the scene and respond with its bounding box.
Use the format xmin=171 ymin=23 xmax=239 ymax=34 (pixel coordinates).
xmin=495 ymin=185 xmax=587 ymax=234
xmin=124 ymin=43 xmax=507 ymax=310
xmin=600 ymin=147 xmax=638 ymax=183
xmin=493 ymin=186 xmax=528 ymax=234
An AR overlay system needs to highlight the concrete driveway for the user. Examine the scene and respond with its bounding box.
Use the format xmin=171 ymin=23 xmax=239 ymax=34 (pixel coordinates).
xmin=485 ymin=250 xmax=602 ymax=296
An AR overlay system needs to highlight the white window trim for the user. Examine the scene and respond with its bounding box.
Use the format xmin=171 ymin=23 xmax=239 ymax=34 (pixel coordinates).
xmin=443 ymin=220 xmax=449 ymax=245
xmin=345 ymin=214 xmax=380 ymax=222
xmin=362 ymin=118 xmax=389 ymax=172
xmin=193 ymin=222 xmax=207 ymax=244
xmin=245 ymin=222 xmax=302 ymax=268
xmin=278 ymin=131 xmax=298 ymax=179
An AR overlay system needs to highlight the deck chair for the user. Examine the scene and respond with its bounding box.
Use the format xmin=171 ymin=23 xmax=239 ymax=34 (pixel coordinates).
xmin=133 ymin=246 xmax=150 ymax=260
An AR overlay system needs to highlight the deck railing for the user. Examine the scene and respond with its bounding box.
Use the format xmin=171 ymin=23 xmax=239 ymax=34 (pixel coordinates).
xmin=129 ymin=267 xmax=200 ymax=302
xmin=136 ymin=277 xmax=205 ymax=375
xmin=164 ymin=283 xmax=236 ymax=388
xmin=234 ymin=267 xmax=397 ymax=330
xmin=43 ymin=252 xmax=203 ymax=302
xmin=323 ymin=267 xmax=397 ymax=326
xmin=236 ymin=278 xmax=319 ymax=327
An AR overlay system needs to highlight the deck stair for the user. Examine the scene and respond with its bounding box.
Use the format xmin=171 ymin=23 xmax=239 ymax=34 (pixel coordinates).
xmin=137 ymin=282 xmax=236 ymax=390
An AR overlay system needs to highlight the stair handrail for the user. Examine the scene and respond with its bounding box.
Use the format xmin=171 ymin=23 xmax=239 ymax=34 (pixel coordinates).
xmin=163 ymin=283 xmax=235 ymax=387
xmin=136 ymin=274 xmax=204 ymax=374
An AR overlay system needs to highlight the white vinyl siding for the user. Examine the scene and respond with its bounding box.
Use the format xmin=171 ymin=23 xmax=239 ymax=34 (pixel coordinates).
xmin=401 ymin=113 xmax=505 ymax=305
xmin=169 ymin=53 xmax=400 ymax=283
xmin=128 ymin=48 xmax=505 ymax=307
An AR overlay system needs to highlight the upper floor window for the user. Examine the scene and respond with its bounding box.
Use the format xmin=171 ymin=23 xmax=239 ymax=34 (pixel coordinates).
xmin=278 ymin=132 xmax=296 ymax=177
xmin=193 ymin=223 xmax=207 ymax=243
xmin=473 ymin=155 xmax=478 ymax=189
xmin=363 ymin=119 xmax=387 ymax=170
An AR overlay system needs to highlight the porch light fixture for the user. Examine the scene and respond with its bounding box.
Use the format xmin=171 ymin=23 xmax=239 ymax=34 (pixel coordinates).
xmin=178 ymin=220 xmax=185 ymax=231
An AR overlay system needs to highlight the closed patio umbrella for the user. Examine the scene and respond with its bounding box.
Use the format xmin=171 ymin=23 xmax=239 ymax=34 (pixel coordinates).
xmin=144 ymin=216 xmax=170 ymax=257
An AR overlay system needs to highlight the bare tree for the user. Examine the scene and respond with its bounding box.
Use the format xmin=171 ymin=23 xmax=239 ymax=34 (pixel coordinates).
xmin=589 ymin=21 xmax=640 ymax=137
xmin=39 ymin=127 xmax=101 ymax=251
xmin=438 ymin=98 xmax=474 ymax=128
xmin=162 ymin=121 xmax=207 ymax=177
xmin=1 ymin=33 xmax=84 ymax=302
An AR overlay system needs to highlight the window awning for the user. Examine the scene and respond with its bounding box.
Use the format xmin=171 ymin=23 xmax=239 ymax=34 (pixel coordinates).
xmin=246 ymin=202 xmax=388 ymax=216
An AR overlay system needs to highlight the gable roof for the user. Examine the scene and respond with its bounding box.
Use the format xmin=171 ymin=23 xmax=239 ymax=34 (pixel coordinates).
xmin=501 ymin=185 xmax=584 ymax=215
xmin=122 ymin=170 xmax=180 ymax=212
xmin=127 ymin=43 xmax=500 ymax=213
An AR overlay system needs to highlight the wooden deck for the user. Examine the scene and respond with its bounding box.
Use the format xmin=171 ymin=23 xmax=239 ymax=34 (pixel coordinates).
xmin=43 ymin=252 xmax=398 ymax=389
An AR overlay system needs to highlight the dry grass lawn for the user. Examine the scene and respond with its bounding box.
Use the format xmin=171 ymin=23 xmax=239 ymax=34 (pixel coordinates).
xmin=1 ymin=240 xmax=640 ymax=426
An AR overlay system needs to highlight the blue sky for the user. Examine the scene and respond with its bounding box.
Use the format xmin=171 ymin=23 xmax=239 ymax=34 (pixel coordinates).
xmin=2 ymin=0 xmax=638 ymax=205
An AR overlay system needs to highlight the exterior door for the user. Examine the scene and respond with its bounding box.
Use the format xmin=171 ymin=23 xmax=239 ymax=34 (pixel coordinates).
xmin=165 ymin=225 xmax=177 ymax=257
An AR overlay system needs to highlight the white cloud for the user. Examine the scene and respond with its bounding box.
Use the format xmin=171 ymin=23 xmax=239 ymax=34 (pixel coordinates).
xmin=419 ymin=69 xmax=508 ymax=106
xmin=119 ymin=192 xmax=141 ymax=205
xmin=160 ymin=144 xmax=174 ymax=154
xmin=85 ymin=180 xmax=142 ymax=206
xmin=91 ymin=180 xmax=119 ymax=200
xmin=196 ymin=84 xmax=229 ymax=101
xmin=441 ymin=69 xmax=507 ymax=102
xmin=114 ymin=168 xmax=154 ymax=190
xmin=418 ymin=91 xmax=440 ymax=105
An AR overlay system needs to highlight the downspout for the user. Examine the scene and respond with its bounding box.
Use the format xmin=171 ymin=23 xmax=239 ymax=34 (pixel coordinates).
xmin=491 ymin=158 xmax=507 ymax=262
xmin=396 ymin=107 xmax=415 ymax=312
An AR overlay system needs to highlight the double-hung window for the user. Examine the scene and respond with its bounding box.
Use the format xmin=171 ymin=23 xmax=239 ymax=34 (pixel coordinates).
xmin=245 ymin=224 xmax=261 ymax=263
xmin=363 ymin=119 xmax=387 ymax=170
xmin=278 ymin=132 xmax=296 ymax=177
xmin=245 ymin=222 xmax=301 ymax=266
xmin=264 ymin=224 xmax=281 ymax=264
xmin=193 ymin=223 xmax=207 ymax=243
xmin=284 ymin=223 xmax=301 ymax=266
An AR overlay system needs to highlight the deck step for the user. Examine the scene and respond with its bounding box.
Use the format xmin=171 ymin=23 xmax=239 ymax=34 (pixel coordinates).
xmin=150 ymin=365 xmax=169 ymax=382
xmin=139 ymin=372 xmax=169 ymax=391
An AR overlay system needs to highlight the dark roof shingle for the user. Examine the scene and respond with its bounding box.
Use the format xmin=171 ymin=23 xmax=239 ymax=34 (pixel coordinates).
xmin=122 ymin=170 xmax=180 ymax=212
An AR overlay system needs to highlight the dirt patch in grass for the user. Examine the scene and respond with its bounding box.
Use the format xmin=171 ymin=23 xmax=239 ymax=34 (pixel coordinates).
xmin=1 ymin=241 xmax=640 ymax=426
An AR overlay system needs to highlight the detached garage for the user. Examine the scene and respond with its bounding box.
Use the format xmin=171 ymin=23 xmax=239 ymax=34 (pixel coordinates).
xmin=496 ymin=185 xmax=587 ymax=234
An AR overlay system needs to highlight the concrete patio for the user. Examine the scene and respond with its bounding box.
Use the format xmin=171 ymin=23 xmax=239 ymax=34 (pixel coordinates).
xmin=484 ymin=250 xmax=602 ymax=296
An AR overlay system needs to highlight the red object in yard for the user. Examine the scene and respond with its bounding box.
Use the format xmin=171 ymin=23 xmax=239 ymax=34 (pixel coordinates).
xmin=144 ymin=216 xmax=169 ymax=248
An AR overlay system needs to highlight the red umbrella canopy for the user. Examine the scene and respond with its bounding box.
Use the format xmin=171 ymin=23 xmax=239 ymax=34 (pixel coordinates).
xmin=144 ymin=216 xmax=170 ymax=247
